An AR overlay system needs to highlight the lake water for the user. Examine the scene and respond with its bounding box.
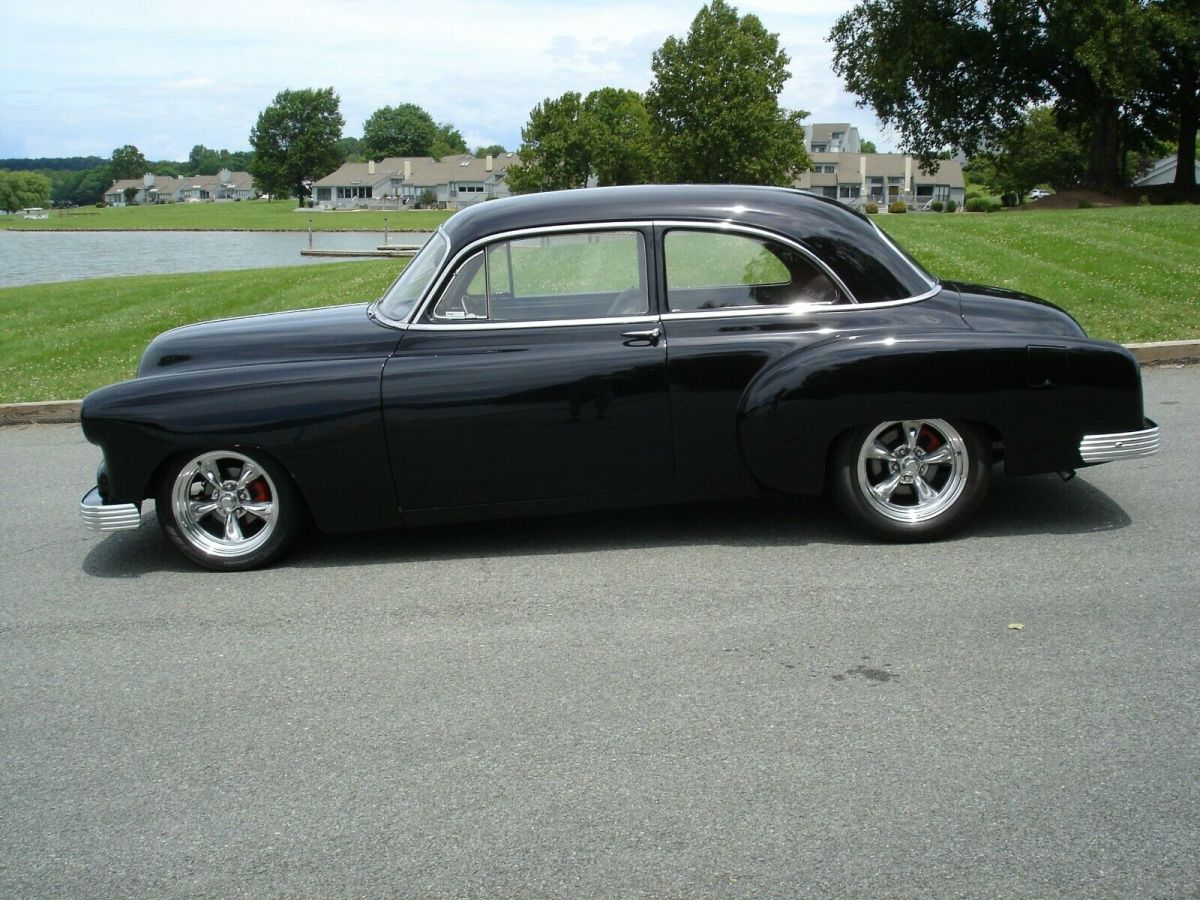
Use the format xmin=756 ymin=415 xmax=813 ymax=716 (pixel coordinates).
xmin=0 ymin=230 xmax=433 ymax=288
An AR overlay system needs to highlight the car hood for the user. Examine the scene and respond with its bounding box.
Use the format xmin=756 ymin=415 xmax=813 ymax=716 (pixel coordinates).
xmin=137 ymin=303 xmax=402 ymax=377
xmin=946 ymin=281 xmax=1087 ymax=338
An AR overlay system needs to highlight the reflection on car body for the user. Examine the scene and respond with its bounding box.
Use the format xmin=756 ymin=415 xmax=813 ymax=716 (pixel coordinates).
xmin=79 ymin=185 xmax=1159 ymax=569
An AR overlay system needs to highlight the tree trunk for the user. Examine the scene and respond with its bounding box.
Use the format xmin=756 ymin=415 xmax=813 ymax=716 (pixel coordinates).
xmin=296 ymin=181 xmax=308 ymax=209
xmin=1086 ymin=101 xmax=1122 ymax=191
xmin=1173 ymin=69 xmax=1197 ymax=190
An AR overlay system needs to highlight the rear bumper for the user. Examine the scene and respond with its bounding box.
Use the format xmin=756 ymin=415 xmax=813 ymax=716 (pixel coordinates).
xmin=79 ymin=486 xmax=143 ymax=532
xmin=1079 ymin=420 xmax=1160 ymax=464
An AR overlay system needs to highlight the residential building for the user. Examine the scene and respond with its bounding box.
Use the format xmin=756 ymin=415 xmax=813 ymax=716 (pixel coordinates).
xmin=103 ymin=170 xmax=254 ymax=205
xmin=796 ymin=125 xmax=965 ymax=210
xmin=312 ymin=153 xmax=518 ymax=210
xmin=807 ymin=123 xmax=861 ymax=154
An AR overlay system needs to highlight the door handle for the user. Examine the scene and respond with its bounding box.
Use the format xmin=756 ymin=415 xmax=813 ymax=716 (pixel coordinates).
xmin=621 ymin=327 xmax=662 ymax=347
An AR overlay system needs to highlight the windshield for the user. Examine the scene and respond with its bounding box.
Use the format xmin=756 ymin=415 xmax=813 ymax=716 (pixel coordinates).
xmin=378 ymin=230 xmax=450 ymax=321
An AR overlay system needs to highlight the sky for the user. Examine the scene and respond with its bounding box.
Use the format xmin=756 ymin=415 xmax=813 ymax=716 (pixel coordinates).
xmin=0 ymin=0 xmax=893 ymax=162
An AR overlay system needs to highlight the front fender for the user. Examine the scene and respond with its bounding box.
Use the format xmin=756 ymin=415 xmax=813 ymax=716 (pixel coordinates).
xmin=81 ymin=358 xmax=400 ymax=533
xmin=738 ymin=332 xmax=1146 ymax=494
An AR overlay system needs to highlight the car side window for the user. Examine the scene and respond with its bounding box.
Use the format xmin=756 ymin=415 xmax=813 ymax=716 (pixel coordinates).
xmin=664 ymin=229 xmax=845 ymax=312
xmin=428 ymin=231 xmax=649 ymax=323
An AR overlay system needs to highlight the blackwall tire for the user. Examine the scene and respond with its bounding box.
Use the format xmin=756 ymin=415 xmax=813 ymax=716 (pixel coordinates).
xmin=831 ymin=419 xmax=990 ymax=542
xmin=155 ymin=449 xmax=301 ymax=571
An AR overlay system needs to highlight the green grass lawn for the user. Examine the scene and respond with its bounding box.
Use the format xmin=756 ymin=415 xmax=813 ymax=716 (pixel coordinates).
xmin=877 ymin=205 xmax=1199 ymax=343
xmin=0 ymin=201 xmax=453 ymax=232
xmin=0 ymin=205 xmax=1195 ymax=404
xmin=0 ymin=261 xmax=404 ymax=402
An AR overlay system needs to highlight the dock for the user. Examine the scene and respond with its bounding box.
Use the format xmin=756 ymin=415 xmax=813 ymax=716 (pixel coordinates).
xmin=300 ymin=245 xmax=420 ymax=259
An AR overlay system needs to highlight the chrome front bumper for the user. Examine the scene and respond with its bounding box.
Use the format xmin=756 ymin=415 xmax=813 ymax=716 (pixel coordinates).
xmin=1079 ymin=421 xmax=1160 ymax=464
xmin=79 ymin=486 xmax=143 ymax=532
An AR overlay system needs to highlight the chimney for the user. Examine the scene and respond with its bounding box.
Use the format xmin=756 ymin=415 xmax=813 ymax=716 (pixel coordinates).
xmin=368 ymin=159 xmax=376 ymax=175
xmin=403 ymin=159 xmax=412 ymax=179
xmin=904 ymin=156 xmax=913 ymax=193
xmin=485 ymin=155 xmax=493 ymax=173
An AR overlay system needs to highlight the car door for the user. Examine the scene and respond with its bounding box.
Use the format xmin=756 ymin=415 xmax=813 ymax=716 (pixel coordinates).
xmin=381 ymin=226 xmax=672 ymax=512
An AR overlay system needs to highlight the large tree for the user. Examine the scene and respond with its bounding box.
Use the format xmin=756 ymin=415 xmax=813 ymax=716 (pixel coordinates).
xmin=431 ymin=122 xmax=468 ymax=160
xmin=362 ymin=103 xmax=437 ymax=158
xmin=645 ymin=0 xmax=810 ymax=185
xmin=0 ymin=170 xmax=52 ymax=212
xmin=109 ymin=144 xmax=148 ymax=180
xmin=508 ymin=92 xmax=592 ymax=193
xmin=249 ymin=87 xmax=344 ymax=205
xmin=829 ymin=0 xmax=1193 ymax=190
xmin=583 ymin=88 xmax=655 ymax=186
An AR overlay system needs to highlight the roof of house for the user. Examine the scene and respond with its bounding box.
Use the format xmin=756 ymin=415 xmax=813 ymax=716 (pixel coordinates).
xmin=314 ymin=153 xmax=520 ymax=188
xmin=808 ymin=123 xmax=854 ymax=143
xmin=105 ymin=171 xmax=253 ymax=194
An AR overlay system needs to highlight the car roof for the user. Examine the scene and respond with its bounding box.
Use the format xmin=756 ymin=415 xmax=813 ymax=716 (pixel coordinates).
xmin=440 ymin=184 xmax=935 ymax=303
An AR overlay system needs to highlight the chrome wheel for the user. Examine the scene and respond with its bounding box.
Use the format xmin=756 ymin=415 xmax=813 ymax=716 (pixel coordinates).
xmin=856 ymin=419 xmax=969 ymax=524
xmin=169 ymin=451 xmax=278 ymax=559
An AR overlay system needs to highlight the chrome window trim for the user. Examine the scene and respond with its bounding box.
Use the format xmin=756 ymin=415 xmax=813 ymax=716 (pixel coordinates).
xmin=408 ymin=314 xmax=660 ymax=332
xmin=408 ymin=222 xmax=657 ymax=326
xmin=656 ymin=219 xmax=858 ymax=308
xmin=392 ymin=217 xmax=945 ymax=331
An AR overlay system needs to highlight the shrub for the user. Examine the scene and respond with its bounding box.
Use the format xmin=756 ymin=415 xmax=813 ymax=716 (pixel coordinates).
xmin=1077 ymin=199 xmax=1094 ymax=209
xmin=965 ymin=197 xmax=987 ymax=212
xmin=965 ymin=189 xmax=983 ymax=203
xmin=888 ymin=201 xmax=907 ymax=214
xmin=1137 ymin=194 xmax=1151 ymax=206
xmin=946 ymin=199 xmax=957 ymax=213
xmin=1001 ymin=193 xmax=1017 ymax=208
xmin=864 ymin=201 xmax=879 ymax=214
xmin=985 ymin=199 xmax=1002 ymax=212
xmin=930 ymin=200 xmax=944 ymax=212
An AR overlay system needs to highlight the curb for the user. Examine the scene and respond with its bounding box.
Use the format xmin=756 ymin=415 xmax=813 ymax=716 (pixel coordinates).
xmin=2 ymin=340 xmax=1198 ymax=427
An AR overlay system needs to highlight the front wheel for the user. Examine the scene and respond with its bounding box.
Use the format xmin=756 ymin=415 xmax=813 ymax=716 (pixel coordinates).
xmin=155 ymin=449 xmax=302 ymax=570
xmin=831 ymin=419 xmax=990 ymax=542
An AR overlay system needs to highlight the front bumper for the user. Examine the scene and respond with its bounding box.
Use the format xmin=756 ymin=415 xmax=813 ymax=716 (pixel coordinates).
xmin=1079 ymin=420 xmax=1160 ymax=464
xmin=79 ymin=486 xmax=143 ymax=532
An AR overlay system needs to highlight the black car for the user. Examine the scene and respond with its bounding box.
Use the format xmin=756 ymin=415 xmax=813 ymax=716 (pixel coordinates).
xmin=79 ymin=185 xmax=1159 ymax=569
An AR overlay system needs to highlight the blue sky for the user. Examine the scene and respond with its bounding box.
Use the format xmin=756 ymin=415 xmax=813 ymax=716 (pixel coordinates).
xmin=0 ymin=0 xmax=891 ymax=162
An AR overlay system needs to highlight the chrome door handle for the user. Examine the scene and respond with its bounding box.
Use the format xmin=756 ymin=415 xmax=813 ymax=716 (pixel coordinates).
xmin=621 ymin=327 xmax=662 ymax=346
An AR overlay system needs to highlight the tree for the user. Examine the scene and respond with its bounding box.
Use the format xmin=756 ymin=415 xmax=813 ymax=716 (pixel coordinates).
xmin=362 ymin=103 xmax=437 ymax=158
xmin=474 ymin=144 xmax=506 ymax=158
xmin=430 ymin=122 xmax=468 ymax=160
xmin=109 ymin=144 xmax=148 ymax=180
xmin=828 ymin=1 xmax=1180 ymax=190
xmin=859 ymin=139 xmax=877 ymax=154
xmin=1142 ymin=0 xmax=1199 ymax=188
xmin=508 ymin=92 xmax=592 ymax=193
xmin=337 ymin=136 xmax=365 ymax=162
xmin=645 ymin=0 xmax=810 ymax=184
xmin=583 ymin=88 xmax=655 ymax=186
xmin=0 ymin=170 xmax=52 ymax=212
xmin=249 ymin=87 xmax=344 ymax=206
xmin=965 ymin=107 xmax=1086 ymax=202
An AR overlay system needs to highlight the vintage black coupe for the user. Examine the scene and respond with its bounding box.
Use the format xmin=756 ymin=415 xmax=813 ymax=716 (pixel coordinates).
xmin=79 ymin=185 xmax=1159 ymax=569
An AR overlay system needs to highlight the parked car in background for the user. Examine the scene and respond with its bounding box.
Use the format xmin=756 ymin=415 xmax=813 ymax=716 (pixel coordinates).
xmin=79 ymin=185 xmax=1159 ymax=569
xmin=1028 ymin=189 xmax=1052 ymax=200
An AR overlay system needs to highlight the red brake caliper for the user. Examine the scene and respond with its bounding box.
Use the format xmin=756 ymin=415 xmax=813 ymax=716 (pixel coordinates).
xmin=247 ymin=478 xmax=271 ymax=502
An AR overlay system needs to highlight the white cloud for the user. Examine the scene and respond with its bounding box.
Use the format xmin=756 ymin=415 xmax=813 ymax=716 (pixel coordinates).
xmin=0 ymin=0 xmax=893 ymax=159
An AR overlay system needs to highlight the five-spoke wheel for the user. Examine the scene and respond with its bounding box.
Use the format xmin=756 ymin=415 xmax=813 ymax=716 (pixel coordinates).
xmin=156 ymin=449 xmax=300 ymax=570
xmin=831 ymin=419 xmax=989 ymax=541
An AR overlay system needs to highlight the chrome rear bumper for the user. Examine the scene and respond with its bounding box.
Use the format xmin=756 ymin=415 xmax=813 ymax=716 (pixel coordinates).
xmin=80 ymin=486 xmax=143 ymax=532
xmin=1079 ymin=420 xmax=1160 ymax=464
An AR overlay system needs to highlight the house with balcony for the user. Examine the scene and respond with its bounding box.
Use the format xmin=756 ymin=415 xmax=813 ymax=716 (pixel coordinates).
xmin=796 ymin=125 xmax=965 ymax=210
xmin=312 ymin=153 xmax=518 ymax=210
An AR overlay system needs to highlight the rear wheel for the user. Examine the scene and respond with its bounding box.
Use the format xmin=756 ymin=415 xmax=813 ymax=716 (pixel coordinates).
xmin=831 ymin=419 xmax=989 ymax=541
xmin=155 ymin=449 xmax=301 ymax=570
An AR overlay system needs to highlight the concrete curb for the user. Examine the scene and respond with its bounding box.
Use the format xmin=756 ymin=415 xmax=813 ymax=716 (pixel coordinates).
xmin=2 ymin=340 xmax=1198 ymax=427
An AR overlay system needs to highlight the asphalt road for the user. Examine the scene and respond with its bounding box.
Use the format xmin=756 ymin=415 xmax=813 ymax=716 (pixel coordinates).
xmin=1 ymin=367 xmax=1197 ymax=898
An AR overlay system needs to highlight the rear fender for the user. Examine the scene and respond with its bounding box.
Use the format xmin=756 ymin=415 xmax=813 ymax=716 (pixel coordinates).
xmin=738 ymin=333 xmax=1145 ymax=494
